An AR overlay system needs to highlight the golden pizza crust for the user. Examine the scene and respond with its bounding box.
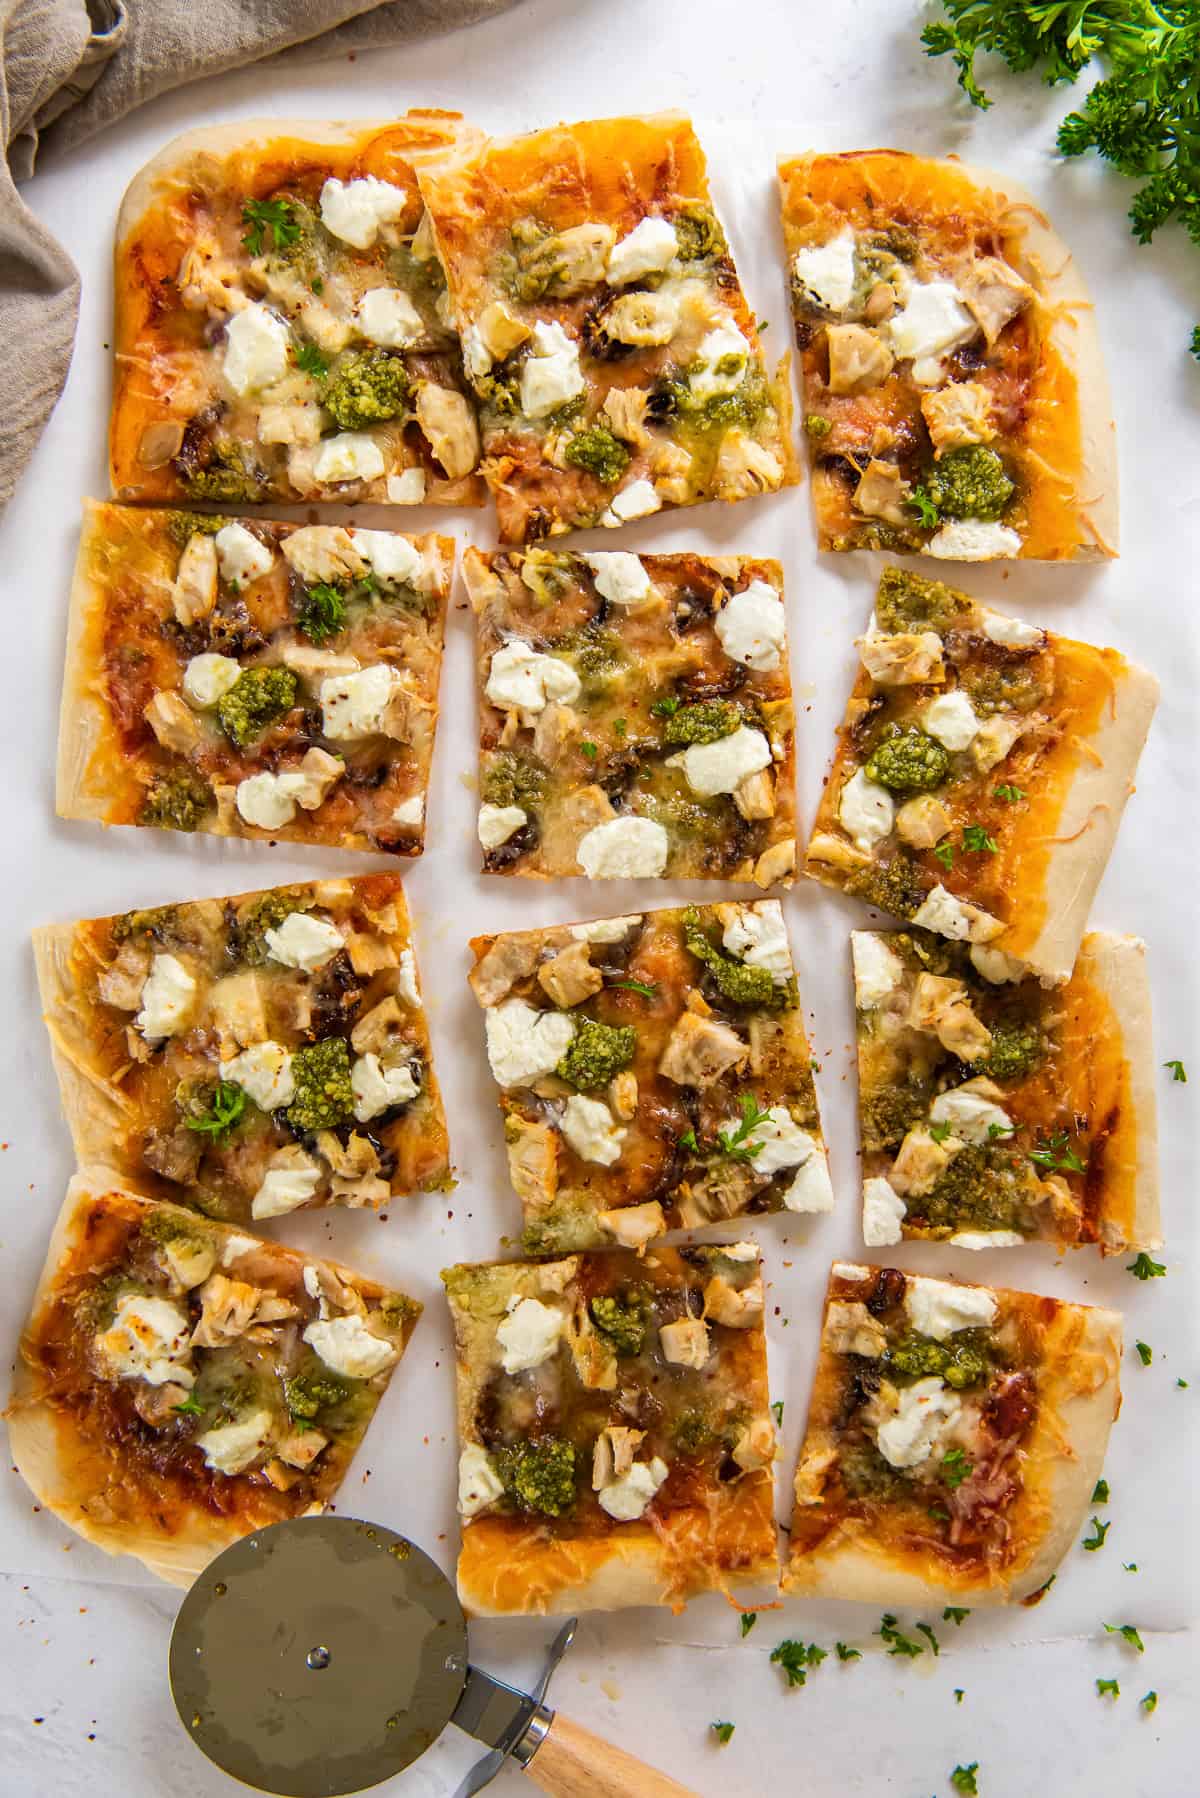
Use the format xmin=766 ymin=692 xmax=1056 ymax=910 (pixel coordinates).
xmin=111 ymin=113 xmax=486 ymax=507
xmin=1073 ymin=931 xmax=1161 ymax=1253
xmin=778 ymin=149 xmax=1117 ymax=561
xmin=1007 ymin=662 xmax=1159 ymax=980
xmin=782 ymin=1266 xmax=1122 ymax=1604
xmin=32 ymin=919 xmax=135 ymax=1176
xmin=8 ymin=1169 xmax=418 ymax=1586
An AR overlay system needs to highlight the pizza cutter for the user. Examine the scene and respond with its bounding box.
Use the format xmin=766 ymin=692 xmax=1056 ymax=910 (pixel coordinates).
xmin=169 ymin=1515 xmax=697 ymax=1798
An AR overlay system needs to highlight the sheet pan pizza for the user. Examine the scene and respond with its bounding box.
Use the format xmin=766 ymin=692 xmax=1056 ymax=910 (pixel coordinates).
xmin=33 ymin=874 xmax=449 ymax=1222
xmin=465 ymin=545 xmax=797 ymax=888
xmin=8 ymin=1172 xmax=420 ymax=1585
xmin=419 ymin=113 xmax=799 ymax=542
xmin=444 ymin=1243 xmax=778 ymax=1615
xmin=852 ymin=927 xmax=1160 ymax=1257
xmin=110 ymin=115 xmax=485 ymax=507
xmin=784 ymin=1261 xmax=1122 ymax=1606
xmin=57 ymin=503 xmax=449 ymax=855
xmin=468 ymin=902 xmax=830 ymax=1254
xmin=778 ymin=149 xmax=1117 ymax=561
xmin=803 ymin=565 xmax=1158 ymax=982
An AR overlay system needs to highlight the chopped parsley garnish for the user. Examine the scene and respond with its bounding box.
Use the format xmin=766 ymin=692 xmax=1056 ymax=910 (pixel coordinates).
xmin=171 ymin=1395 xmax=206 ymax=1417
xmin=296 ymin=581 xmax=348 ymax=646
xmin=941 ymin=1448 xmax=972 ymax=1490
xmin=877 ymin=1614 xmax=925 ymax=1658
xmin=739 ymin=1612 xmax=757 ymax=1638
xmin=1124 ymin=1563 xmax=1139 ymax=1573
xmin=915 ymin=1622 xmax=940 ymax=1656
xmin=1096 ymin=1678 xmax=1120 ymax=1700
xmin=649 ymin=695 xmax=680 ymax=717
xmin=907 ymin=485 xmax=940 ymax=529
xmin=770 ymin=1640 xmax=827 ymax=1687
xmin=933 ymin=839 xmax=957 ymax=870
xmin=994 ymin=783 xmax=1026 ymax=803
xmin=771 ymin=1400 xmax=784 ymax=1428
xmin=943 ymin=1607 xmax=971 ymax=1626
xmin=1127 ymin=1252 xmax=1166 ymax=1281
xmin=929 ymin=1120 xmax=954 ymax=1145
xmin=241 ymin=196 xmax=300 ymax=258
xmin=613 ymin=718 xmax=627 ymax=737
xmin=679 ymin=1127 xmax=700 ymax=1154
xmin=1141 ymin=1690 xmax=1158 ymax=1713
xmin=1135 ymin=1341 xmax=1153 ymax=1366
xmin=950 ymin=1765 xmax=979 ymax=1795
xmin=715 ymin=1092 xmax=773 ymax=1163
xmin=961 ymin=823 xmax=998 ymax=854
xmin=1178 ymin=1379 xmax=1189 ymax=1389
xmin=986 ymin=1121 xmax=1015 ymax=1141
xmin=835 ymin=1642 xmax=861 ymax=1661
xmin=1028 ymin=1129 xmax=1087 ymax=1175
xmin=1092 ymin=1479 xmax=1110 ymax=1504
xmin=1164 ymin=1058 xmax=1187 ymax=1083
xmin=184 ymin=1080 xmax=247 ymax=1143
xmin=294 ymin=341 xmax=329 ymax=378
xmin=954 ymin=1688 xmax=965 ymax=1704
xmin=1083 ymin=1517 xmax=1111 ymax=1552
xmin=710 ymin=1720 xmax=735 ymax=1744
xmin=579 ymin=740 xmax=598 ymax=760
xmin=1103 ymin=1623 xmax=1144 ymax=1653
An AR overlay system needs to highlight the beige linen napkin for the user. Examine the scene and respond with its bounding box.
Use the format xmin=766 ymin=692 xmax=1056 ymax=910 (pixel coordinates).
xmin=1 ymin=0 xmax=515 ymax=508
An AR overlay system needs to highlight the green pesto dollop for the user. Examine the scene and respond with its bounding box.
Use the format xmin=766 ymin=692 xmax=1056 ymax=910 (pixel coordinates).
xmin=803 ymin=412 xmax=832 ymax=440
xmin=111 ymin=904 xmax=182 ymax=944
xmin=925 ymin=445 xmax=1014 ymax=522
xmin=285 ymin=1372 xmax=351 ymax=1421
xmin=845 ymin=850 xmax=927 ymax=921
xmin=230 ymin=890 xmax=312 ymax=965
xmin=556 ymin=1016 xmax=637 ymax=1090
xmin=322 ymin=348 xmax=409 ymax=430
xmin=873 ymin=565 xmax=973 ymax=635
xmin=217 ymin=667 xmax=298 ymax=748
xmin=589 ymin=1290 xmax=651 ymax=1356
xmin=563 ymin=427 xmax=631 ymax=486
xmin=672 ymin=205 xmax=727 ymax=263
xmin=684 ymin=911 xmax=783 ymax=1009
xmin=885 ymin=1330 xmax=991 ymax=1390
xmin=139 ymin=764 xmax=214 ymax=831
xmin=662 ymin=700 xmax=741 ymax=746
xmin=975 ymin=1021 xmax=1044 ymax=1082
xmin=287 ymin=1037 xmax=355 ymax=1133
xmin=859 ymin=1075 xmax=935 ymax=1153
xmin=865 ymin=728 xmax=952 ymax=793
xmin=481 ymin=750 xmax=548 ymax=809
xmin=496 ymin=1437 xmax=576 ymax=1516
xmin=181 ymin=441 xmax=266 ymax=504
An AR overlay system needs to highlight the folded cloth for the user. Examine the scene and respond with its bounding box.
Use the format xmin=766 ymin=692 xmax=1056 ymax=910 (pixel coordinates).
xmin=0 ymin=0 xmax=515 ymax=508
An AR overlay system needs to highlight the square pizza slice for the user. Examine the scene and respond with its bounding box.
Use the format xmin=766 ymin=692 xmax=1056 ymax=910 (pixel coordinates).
xmin=803 ymin=565 xmax=1158 ymax=982
xmin=33 ymin=874 xmax=450 ymax=1222
xmin=418 ymin=113 xmax=799 ymax=543
xmin=58 ymin=502 xmax=449 ymax=855
xmin=444 ymin=1243 xmax=778 ymax=1615
xmin=468 ymin=902 xmax=831 ymax=1255
xmin=783 ymin=1261 xmax=1122 ymax=1606
xmin=852 ymin=928 xmax=1161 ymax=1257
xmin=9 ymin=1171 xmax=421 ymax=1585
xmin=465 ymin=545 xmax=797 ymax=888
xmin=111 ymin=115 xmax=485 ymax=507
xmin=778 ymin=149 xmax=1117 ymax=561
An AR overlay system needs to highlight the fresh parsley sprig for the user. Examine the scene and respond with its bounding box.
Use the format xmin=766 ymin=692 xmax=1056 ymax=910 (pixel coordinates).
xmin=184 ymin=1080 xmax=246 ymax=1143
xmin=1029 ymin=1128 xmax=1086 ymax=1175
xmin=241 ymin=196 xmax=301 ymax=258
xmin=770 ymin=1640 xmax=827 ymax=1688
xmin=710 ymin=1720 xmax=735 ymax=1744
xmin=1127 ymin=1252 xmax=1166 ymax=1281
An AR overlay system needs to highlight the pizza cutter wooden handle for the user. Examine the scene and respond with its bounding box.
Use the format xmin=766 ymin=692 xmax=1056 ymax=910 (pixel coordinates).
xmin=523 ymin=1709 xmax=698 ymax=1798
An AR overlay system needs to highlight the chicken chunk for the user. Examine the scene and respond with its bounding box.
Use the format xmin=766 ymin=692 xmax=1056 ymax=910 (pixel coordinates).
xmin=895 ymin=794 xmax=953 ymax=850
xmin=702 ymin=1274 xmax=764 ymax=1329
xmin=415 ymin=384 xmax=479 ymax=479
xmin=853 ymin=458 xmax=910 ymax=525
xmin=532 ymin=702 xmax=580 ymax=765
xmin=659 ymin=1317 xmax=710 ymax=1368
xmin=921 ymin=380 xmax=995 ymax=455
xmin=537 ymin=941 xmax=603 ymax=1009
xmin=827 ymin=323 xmax=895 ymax=394
xmin=823 ymin=1300 xmax=887 ymax=1358
xmin=889 ymin=1125 xmax=962 ymax=1198
xmin=857 ymin=630 xmax=945 ymax=687
xmin=145 ymin=691 xmax=204 ymax=754
xmin=908 ymin=973 xmax=993 ymax=1060
xmin=959 ymin=257 xmax=1034 ymax=346
xmin=731 ymin=1417 xmax=776 ymax=1472
xmin=567 ymin=1305 xmax=618 ymax=1390
xmin=208 ymin=969 xmax=270 ymax=1051
xmin=733 ymin=767 xmax=776 ymax=821
xmin=171 ymin=533 xmax=218 ymax=626
xmin=596 ymin=1200 xmax=664 ymax=1250
xmin=505 ymin=1115 xmax=559 ymax=1213
xmin=350 ymin=996 xmax=406 ymax=1057
xmin=281 ymin=526 xmax=368 ymax=586
xmin=602 ymin=385 xmax=652 ymax=449
xmin=592 ymin=1423 xmax=645 ymax=1488
xmin=658 ymin=1008 xmax=748 ymax=1089
xmin=469 ymin=934 xmax=542 ymax=1007
xmin=191 ymin=1274 xmax=261 ymax=1348
xmin=97 ymin=940 xmax=152 ymax=1012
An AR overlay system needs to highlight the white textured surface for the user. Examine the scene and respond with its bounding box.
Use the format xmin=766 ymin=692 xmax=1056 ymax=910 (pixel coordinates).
xmin=1 ymin=0 xmax=1198 ymax=1792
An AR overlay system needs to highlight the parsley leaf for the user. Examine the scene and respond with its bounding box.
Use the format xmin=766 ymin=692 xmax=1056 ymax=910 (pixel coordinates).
xmin=1164 ymin=1058 xmax=1187 ymax=1083
xmin=1141 ymin=1690 xmax=1158 ymax=1713
xmin=950 ymin=1765 xmax=979 ymax=1796
xmin=1124 ymin=1562 xmax=1139 ymax=1572
xmin=908 ymin=485 xmax=940 ymax=528
xmin=1083 ymin=1517 xmax=1111 ymax=1552
xmin=933 ymin=839 xmax=957 ymax=871
xmin=771 ymin=1400 xmax=784 ymax=1428
xmin=297 ymin=581 xmax=348 ymax=646
xmin=1092 ymin=1479 xmax=1110 ymax=1504
xmin=929 ymin=1120 xmax=954 ymax=1145
xmin=915 ymin=1622 xmax=940 ymax=1656
xmin=612 ymin=979 xmax=658 ymax=1000
xmin=241 ymin=196 xmax=300 ymax=258
xmin=1178 ymin=1378 xmax=1190 ymax=1389
xmin=835 ymin=1642 xmax=861 ymax=1661
xmin=943 ymin=1606 xmax=971 ymax=1626
xmin=1096 ymin=1678 xmax=1120 ymax=1700
xmin=739 ymin=1612 xmax=757 ymax=1638
xmin=994 ymin=782 xmax=1026 ymax=803
xmin=294 ymin=341 xmax=328 ymax=378
xmin=1127 ymin=1252 xmax=1166 ymax=1281
xmin=770 ymin=1640 xmax=827 ymax=1688
xmin=954 ymin=1688 xmax=965 ymax=1704
xmin=1028 ymin=1129 xmax=1087 ymax=1175
xmin=171 ymin=1395 xmax=206 ymax=1418
xmin=877 ymin=1614 xmax=925 ymax=1658
xmin=961 ymin=823 xmax=998 ymax=854
xmin=941 ymin=1448 xmax=972 ymax=1490
xmin=1103 ymin=1623 xmax=1145 ymax=1653
xmin=678 ymin=1127 xmax=700 ymax=1154
xmin=1135 ymin=1341 xmax=1153 ymax=1366
xmin=715 ymin=1092 xmax=773 ymax=1163
xmin=184 ymin=1080 xmax=246 ymax=1143
xmin=710 ymin=1720 xmax=735 ymax=1744
xmin=580 ymin=741 xmax=599 ymax=760
xmin=650 ymin=695 xmax=680 ymax=718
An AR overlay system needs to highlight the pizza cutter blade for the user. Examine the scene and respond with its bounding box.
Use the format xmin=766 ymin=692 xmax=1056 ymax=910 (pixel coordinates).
xmin=169 ymin=1514 xmax=697 ymax=1798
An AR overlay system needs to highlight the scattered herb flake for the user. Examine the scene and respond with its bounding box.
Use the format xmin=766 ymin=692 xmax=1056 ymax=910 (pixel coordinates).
xmin=954 ymin=1688 xmax=965 ymax=1704
xmin=878 ymin=1614 xmax=924 ymax=1659
xmin=294 ymin=341 xmax=329 ymax=378
xmin=994 ymin=783 xmax=1026 ymax=803
xmin=1163 ymin=1059 xmax=1187 ymax=1083
xmin=950 ymin=1765 xmax=979 ymax=1796
xmin=1083 ymin=1517 xmax=1111 ymax=1552
xmin=1092 ymin=1479 xmax=1110 ymax=1505
xmin=739 ymin=1612 xmax=757 ymax=1638
xmin=1103 ymin=1623 xmax=1145 ymax=1652
xmin=1135 ymin=1341 xmax=1153 ymax=1366
xmin=1029 ymin=1129 xmax=1087 ymax=1175
xmin=1096 ymin=1678 xmax=1120 ymax=1700
xmin=943 ymin=1607 xmax=970 ymax=1626
xmin=1141 ymin=1690 xmax=1158 ymax=1713
xmin=770 ymin=1640 xmax=827 ymax=1688
xmin=835 ymin=1642 xmax=861 ymax=1662
xmin=962 ymin=823 xmax=998 ymax=854
xmin=1127 ymin=1252 xmax=1166 ymax=1281
xmin=941 ymin=1448 xmax=972 ymax=1490
xmin=710 ymin=1720 xmax=735 ymax=1745
xmin=612 ymin=978 xmax=658 ymax=1000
